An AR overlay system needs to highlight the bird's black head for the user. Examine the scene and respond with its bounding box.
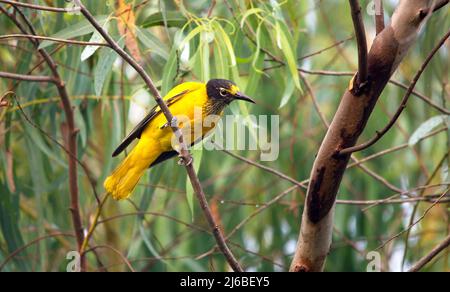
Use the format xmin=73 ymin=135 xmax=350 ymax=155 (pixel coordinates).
xmin=206 ymin=79 xmax=255 ymax=104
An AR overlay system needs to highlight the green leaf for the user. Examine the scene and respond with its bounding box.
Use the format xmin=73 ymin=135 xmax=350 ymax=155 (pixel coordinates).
xmin=74 ymin=108 xmax=87 ymax=148
xmin=246 ymin=50 xmax=265 ymax=98
xmin=0 ymin=183 xmax=29 ymax=271
xmin=240 ymin=8 xmax=265 ymax=28
xmin=39 ymin=15 xmax=109 ymax=49
xmin=94 ymin=39 xmax=124 ymax=97
xmin=279 ymin=74 xmax=295 ymax=108
xmin=161 ymin=31 xmax=184 ymax=95
xmin=141 ymin=11 xmax=187 ymax=28
xmin=136 ymin=28 xmax=169 ymax=60
xmin=213 ymin=22 xmax=237 ymax=67
xmin=178 ymin=25 xmax=204 ymax=51
xmin=199 ymin=32 xmax=211 ymax=81
xmin=80 ymin=20 xmax=109 ymax=62
xmin=409 ymin=115 xmax=448 ymax=146
xmin=138 ymin=224 xmax=169 ymax=266
xmin=213 ymin=39 xmax=228 ymax=79
xmin=161 ymin=47 xmax=179 ymax=96
xmin=245 ymin=22 xmax=266 ymax=98
xmin=276 ymin=20 xmax=301 ymax=91
xmin=23 ymin=121 xmax=67 ymax=169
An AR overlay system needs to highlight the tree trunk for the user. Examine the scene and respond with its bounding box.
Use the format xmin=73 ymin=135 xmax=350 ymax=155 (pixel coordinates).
xmin=290 ymin=0 xmax=445 ymax=272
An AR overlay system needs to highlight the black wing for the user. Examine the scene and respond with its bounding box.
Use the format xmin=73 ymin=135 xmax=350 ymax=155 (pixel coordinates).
xmin=112 ymin=90 xmax=189 ymax=157
xmin=148 ymin=136 xmax=207 ymax=168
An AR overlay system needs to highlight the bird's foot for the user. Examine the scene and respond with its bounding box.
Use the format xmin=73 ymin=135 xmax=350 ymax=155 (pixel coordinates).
xmin=177 ymin=154 xmax=193 ymax=166
xmin=160 ymin=116 xmax=179 ymax=129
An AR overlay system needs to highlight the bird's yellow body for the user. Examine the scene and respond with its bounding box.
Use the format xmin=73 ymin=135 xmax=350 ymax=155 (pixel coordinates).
xmin=104 ymin=79 xmax=254 ymax=200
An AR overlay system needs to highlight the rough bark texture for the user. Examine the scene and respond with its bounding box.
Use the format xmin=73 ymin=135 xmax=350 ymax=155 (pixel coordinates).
xmin=290 ymin=0 xmax=443 ymax=272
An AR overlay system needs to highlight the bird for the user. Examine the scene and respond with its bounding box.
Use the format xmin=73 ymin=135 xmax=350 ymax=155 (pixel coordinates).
xmin=104 ymin=79 xmax=255 ymax=200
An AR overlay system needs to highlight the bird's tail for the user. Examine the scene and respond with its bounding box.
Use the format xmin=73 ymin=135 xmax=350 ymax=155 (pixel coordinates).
xmin=104 ymin=140 xmax=159 ymax=200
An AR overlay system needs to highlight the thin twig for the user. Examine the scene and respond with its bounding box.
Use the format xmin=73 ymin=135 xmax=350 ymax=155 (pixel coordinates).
xmin=80 ymin=194 xmax=110 ymax=255
xmin=390 ymin=79 xmax=450 ymax=115
xmin=408 ymin=233 xmax=450 ymax=272
xmin=336 ymin=194 xmax=450 ymax=205
xmin=293 ymin=69 xmax=450 ymax=115
xmin=419 ymin=0 xmax=449 ymax=16
xmin=197 ymin=184 xmax=299 ymax=260
xmin=0 ymin=0 xmax=80 ymax=12
xmin=83 ymin=245 xmax=135 ymax=272
xmin=0 ymin=233 xmax=75 ymax=271
xmin=347 ymin=127 xmax=447 ymax=169
xmin=340 ymin=28 xmax=450 ymax=155
xmin=218 ymin=147 xmax=307 ymax=190
xmin=0 ymin=71 xmax=56 ymax=83
xmin=400 ymin=152 xmax=449 ymax=270
xmin=98 ymin=211 xmax=209 ymax=234
xmin=376 ymin=188 xmax=450 ymax=250
xmin=0 ymin=34 xmax=109 ymax=47
xmin=207 ymin=0 xmax=216 ymax=18
xmin=298 ymin=36 xmax=354 ymax=61
xmin=73 ymin=0 xmax=243 ymax=272
xmin=299 ymin=72 xmax=330 ymax=128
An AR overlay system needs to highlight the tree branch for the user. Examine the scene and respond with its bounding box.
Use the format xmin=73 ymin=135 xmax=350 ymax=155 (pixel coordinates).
xmin=0 ymin=34 xmax=109 ymax=47
xmin=349 ymin=0 xmax=368 ymax=88
xmin=419 ymin=0 xmax=449 ymax=16
xmin=289 ymin=0 xmax=445 ymax=272
xmin=0 ymin=0 xmax=80 ymax=13
xmin=339 ymin=28 xmax=450 ymax=155
xmin=408 ymin=234 xmax=450 ymax=272
xmin=337 ymin=194 xmax=450 ymax=206
xmin=72 ymin=0 xmax=243 ymax=272
xmin=0 ymin=71 xmax=56 ymax=83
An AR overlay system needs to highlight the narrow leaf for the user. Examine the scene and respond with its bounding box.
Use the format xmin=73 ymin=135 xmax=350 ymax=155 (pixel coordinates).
xmin=39 ymin=15 xmax=108 ymax=49
xmin=136 ymin=28 xmax=169 ymax=60
xmin=80 ymin=20 xmax=109 ymax=62
xmin=94 ymin=39 xmax=124 ymax=96
xmin=409 ymin=115 xmax=448 ymax=146
xmin=141 ymin=11 xmax=187 ymax=28
xmin=276 ymin=21 xmax=301 ymax=91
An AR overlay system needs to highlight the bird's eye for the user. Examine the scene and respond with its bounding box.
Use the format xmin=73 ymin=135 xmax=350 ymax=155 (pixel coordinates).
xmin=219 ymin=88 xmax=227 ymax=97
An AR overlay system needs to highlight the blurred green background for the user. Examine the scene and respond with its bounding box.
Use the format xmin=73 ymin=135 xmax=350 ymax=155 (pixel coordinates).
xmin=0 ymin=0 xmax=449 ymax=272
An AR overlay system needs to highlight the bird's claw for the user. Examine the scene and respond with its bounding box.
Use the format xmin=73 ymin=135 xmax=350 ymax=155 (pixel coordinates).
xmin=160 ymin=117 xmax=179 ymax=129
xmin=177 ymin=155 xmax=193 ymax=166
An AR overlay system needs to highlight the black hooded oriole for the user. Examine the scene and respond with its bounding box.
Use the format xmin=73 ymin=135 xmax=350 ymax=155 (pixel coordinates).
xmin=104 ymin=79 xmax=255 ymax=200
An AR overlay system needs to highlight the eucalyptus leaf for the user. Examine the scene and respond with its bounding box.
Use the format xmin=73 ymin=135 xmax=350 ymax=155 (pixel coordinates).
xmin=279 ymin=75 xmax=295 ymax=108
xmin=80 ymin=20 xmax=109 ymax=62
xmin=161 ymin=42 xmax=180 ymax=95
xmin=275 ymin=20 xmax=302 ymax=91
xmin=409 ymin=115 xmax=448 ymax=146
xmin=94 ymin=39 xmax=124 ymax=97
xmin=39 ymin=15 xmax=109 ymax=49
xmin=136 ymin=28 xmax=169 ymax=60
xmin=141 ymin=11 xmax=187 ymax=28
